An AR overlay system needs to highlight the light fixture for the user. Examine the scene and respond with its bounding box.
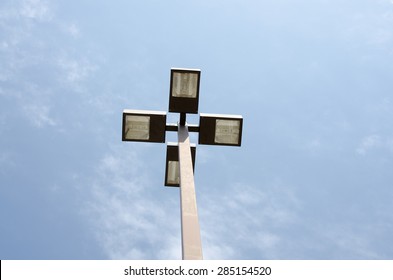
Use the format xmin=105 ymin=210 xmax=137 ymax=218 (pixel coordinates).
xmin=165 ymin=142 xmax=196 ymax=187
xmin=169 ymin=68 xmax=201 ymax=114
xmin=199 ymin=113 xmax=243 ymax=146
xmin=122 ymin=68 xmax=243 ymax=260
xmin=122 ymin=109 xmax=166 ymax=143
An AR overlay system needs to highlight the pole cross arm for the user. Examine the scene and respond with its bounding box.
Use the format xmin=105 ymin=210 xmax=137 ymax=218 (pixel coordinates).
xmin=165 ymin=123 xmax=200 ymax=133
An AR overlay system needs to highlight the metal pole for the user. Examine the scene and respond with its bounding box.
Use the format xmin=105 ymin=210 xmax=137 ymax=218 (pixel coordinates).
xmin=178 ymin=124 xmax=203 ymax=260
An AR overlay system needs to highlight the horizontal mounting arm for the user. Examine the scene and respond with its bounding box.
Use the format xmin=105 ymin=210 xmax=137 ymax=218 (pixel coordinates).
xmin=166 ymin=123 xmax=199 ymax=133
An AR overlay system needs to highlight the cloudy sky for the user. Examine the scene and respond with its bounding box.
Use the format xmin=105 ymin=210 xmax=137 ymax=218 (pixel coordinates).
xmin=1 ymin=0 xmax=393 ymax=260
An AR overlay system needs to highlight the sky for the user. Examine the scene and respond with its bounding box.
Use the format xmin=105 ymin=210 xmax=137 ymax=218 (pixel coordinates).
xmin=1 ymin=0 xmax=393 ymax=260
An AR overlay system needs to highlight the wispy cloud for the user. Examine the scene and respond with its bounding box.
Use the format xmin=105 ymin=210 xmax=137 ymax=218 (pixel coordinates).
xmin=85 ymin=145 xmax=181 ymax=259
xmin=356 ymin=134 xmax=393 ymax=155
xmin=57 ymin=56 xmax=98 ymax=88
xmin=65 ymin=23 xmax=80 ymax=38
xmin=319 ymin=224 xmax=387 ymax=259
xmin=200 ymin=180 xmax=301 ymax=259
xmin=0 ymin=83 xmax=58 ymax=128
xmin=22 ymin=103 xmax=56 ymax=127
xmin=0 ymin=0 xmax=99 ymax=129
xmin=356 ymin=135 xmax=381 ymax=155
xmin=337 ymin=1 xmax=393 ymax=57
xmin=20 ymin=0 xmax=52 ymax=21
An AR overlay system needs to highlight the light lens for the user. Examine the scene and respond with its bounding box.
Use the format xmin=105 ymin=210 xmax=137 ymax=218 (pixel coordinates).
xmin=215 ymin=119 xmax=241 ymax=145
xmin=199 ymin=113 xmax=243 ymax=146
xmin=172 ymin=72 xmax=198 ymax=98
xmin=124 ymin=115 xmax=150 ymax=140
xmin=165 ymin=143 xmax=196 ymax=187
xmin=167 ymin=161 xmax=180 ymax=185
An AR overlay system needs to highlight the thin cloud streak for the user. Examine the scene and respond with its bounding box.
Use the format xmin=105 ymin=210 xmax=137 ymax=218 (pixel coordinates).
xmin=20 ymin=0 xmax=52 ymax=21
xmin=85 ymin=145 xmax=181 ymax=259
xmin=356 ymin=134 xmax=393 ymax=156
xmin=200 ymin=180 xmax=301 ymax=259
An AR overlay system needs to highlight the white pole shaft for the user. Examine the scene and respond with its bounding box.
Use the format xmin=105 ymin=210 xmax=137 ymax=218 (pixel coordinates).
xmin=178 ymin=124 xmax=203 ymax=260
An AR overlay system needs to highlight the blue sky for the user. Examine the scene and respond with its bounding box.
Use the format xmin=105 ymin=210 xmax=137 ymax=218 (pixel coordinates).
xmin=1 ymin=0 xmax=393 ymax=260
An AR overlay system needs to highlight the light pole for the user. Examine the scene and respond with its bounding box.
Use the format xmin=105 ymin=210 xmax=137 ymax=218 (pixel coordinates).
xmin=122 ymin=68 xmax=243 ymax=260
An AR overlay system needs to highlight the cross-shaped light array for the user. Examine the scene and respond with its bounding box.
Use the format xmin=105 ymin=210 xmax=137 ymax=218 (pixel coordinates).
xmin=122 ymin=68 xmax=243 ymax=259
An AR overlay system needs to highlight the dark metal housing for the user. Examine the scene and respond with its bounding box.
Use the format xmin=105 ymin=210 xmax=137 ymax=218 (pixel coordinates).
xmin=165 ymin=143 xmax=196 ymax=187
xmin=169 ymin=68 xmax=201 ymax=114
xmin=199 ymin=113 xmax=243 ymax=146
xmin=122 ymin=110 xmax=167 ymax=143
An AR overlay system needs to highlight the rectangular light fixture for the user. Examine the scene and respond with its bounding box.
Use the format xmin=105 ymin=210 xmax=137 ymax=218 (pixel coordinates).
xmin=199 ymin=113 xmax=243 ymax=146
xmin=169 ymin=68 xmax=201 ymax=114
xmin=165 ymin=143 xmax=196 ymax=187
xmin=122 ymin=109 xmax=166 ymax=143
